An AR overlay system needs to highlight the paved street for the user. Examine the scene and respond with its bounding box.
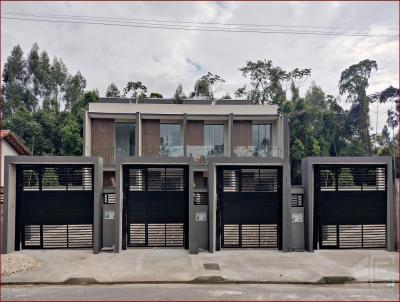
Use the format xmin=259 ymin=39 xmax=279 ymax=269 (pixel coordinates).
xmin=2 ymin=283 xmax=399 ymax=301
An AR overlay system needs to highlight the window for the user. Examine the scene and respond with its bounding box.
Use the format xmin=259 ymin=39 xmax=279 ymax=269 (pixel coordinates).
xmin=204 ymin=124 xmax=224 ymax=156
xmin=115 ymin=123 xmax=135 ymax=157
xmin=252 ymin=124 xmax=271 ymax=150
xmin=160 ymin=124 xmax=181 ymax=156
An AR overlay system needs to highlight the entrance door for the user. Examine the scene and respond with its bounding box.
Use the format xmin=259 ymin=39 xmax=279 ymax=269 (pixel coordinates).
xmin=217 ymin=166 xmax=282 ymax=249
xmin=124 ymin=165 xmax=188 ymax=248
xmin=315 ymin=165 xmax=387 ymax=249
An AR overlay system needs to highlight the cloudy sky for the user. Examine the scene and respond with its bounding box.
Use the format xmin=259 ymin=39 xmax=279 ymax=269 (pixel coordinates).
xmin=1 ymin=1 xmax=399 ymax=132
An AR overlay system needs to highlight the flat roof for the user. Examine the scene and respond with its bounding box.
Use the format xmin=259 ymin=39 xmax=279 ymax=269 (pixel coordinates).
xmin=89 ymin=100 xmax=278 ymax=116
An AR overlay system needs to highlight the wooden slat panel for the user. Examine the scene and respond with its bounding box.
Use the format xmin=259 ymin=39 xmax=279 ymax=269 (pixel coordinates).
xmin=91 ymin=119 xmax=115 ymax=165
xmin=233 ymin=121 xmax=252 ymax=147
xmin=142 ymin=120 xmax=160 ymax=156
xmin=186 ymin=121 xmax=204 ymax=146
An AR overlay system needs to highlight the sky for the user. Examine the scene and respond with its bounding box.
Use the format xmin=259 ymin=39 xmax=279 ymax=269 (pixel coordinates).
xmin=1 ymin=1 xmax=399 ymax=133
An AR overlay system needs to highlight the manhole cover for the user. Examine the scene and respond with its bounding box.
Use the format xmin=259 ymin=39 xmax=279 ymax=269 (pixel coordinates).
xmin=203 ymin=263 xmax=220 ymax=270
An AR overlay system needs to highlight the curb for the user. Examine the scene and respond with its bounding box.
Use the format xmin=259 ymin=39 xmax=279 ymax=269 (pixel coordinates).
xmin=2 ymin=276 xmax=398 ymax=286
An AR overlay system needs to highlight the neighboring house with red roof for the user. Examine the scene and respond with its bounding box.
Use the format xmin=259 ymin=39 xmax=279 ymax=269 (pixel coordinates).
xmin=1 ymin=130 xmax=30 ymax=199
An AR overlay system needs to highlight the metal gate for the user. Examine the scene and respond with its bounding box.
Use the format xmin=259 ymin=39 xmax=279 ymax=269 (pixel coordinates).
xmin=315 ymin=165 xmax=387 ymax=249
xmin=124 ymin=165 xmax=188 ymax=248
xmin=217 ymin=166 xmax=282 ymax=249
xmin=16 ymin=165 xmax=94 ymax=249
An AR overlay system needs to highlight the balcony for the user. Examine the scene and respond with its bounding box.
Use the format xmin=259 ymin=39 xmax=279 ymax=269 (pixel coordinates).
xmin=187 ymin=145 xmax=224 ymax=163
xmin=159 ymin=145 xmax=184 ymax=157
xmin=233 ymin=145 xmax=282 ymax=158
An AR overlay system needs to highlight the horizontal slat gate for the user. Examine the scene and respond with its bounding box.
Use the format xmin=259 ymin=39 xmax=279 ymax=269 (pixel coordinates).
xmin=18 ymin=165 xmax=94 ymax=249
xmin=217 ymin=167 xmax=282 ymax=249
xmin=125 ymin=166 xmax=188 ymax=248
xmin=316 ymin=165 xmax=387 ymax=249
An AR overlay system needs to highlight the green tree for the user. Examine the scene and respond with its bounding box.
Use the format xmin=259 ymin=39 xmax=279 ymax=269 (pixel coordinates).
xmin=122 ymin=81 xmax=147 ymax=103
xmin=105 ymin=83 xmax=121 ymax=97
xmin=339 ymin=59 xmax=378 ymax=154
xmin=149 ymin=92 xmax=163 ymax=98
xmin=60 ymin=115 xmax=82 ymax=155
xmin=236 ymin=59 xmax=311 ymax=106
xmin=173 ymin=83 xmax=186 ymax=104
xmin=64 ymin=71 xmax=87 ymax=111
xmin=2 ymin=45 xmax=35 ymax=115
xmin=192 ymin=72 xmax=225 ymax=99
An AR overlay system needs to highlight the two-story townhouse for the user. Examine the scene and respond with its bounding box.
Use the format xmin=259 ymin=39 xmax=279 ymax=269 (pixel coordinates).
xmin=84 ymin=98 xmax=291 ymax=253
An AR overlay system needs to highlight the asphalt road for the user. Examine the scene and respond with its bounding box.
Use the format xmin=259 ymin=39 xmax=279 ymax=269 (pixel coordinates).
xmin=1 ymin=283 xmax=399 ymax=301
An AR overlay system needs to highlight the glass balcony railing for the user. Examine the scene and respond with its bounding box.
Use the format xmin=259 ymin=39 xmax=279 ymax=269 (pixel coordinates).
xmin=187 ymin=145 xmax=225 ymax=162
xmin=233 ymin=145 xmax=282 ymax=158
xmin=159 ymin=145 xmax=184 ymax=157
xmin=156 ymin=145 xmax=282 ymax=159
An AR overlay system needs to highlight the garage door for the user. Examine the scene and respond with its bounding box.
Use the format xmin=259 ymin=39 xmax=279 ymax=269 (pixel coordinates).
xmin=124 ymin=165 xmax=188 ymax=248
xmin=217 ymin=166 xmax=282 ymax=249
xmin=315 ymin=165 xmax=387 ymax=249
xmin=17 ymin=165 xmax=94 ymax=249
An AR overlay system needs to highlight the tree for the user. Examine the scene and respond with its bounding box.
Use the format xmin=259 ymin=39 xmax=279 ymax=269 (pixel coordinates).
xmin=51 ymin=57 xmax=68 ymax=107
xmin=339 ymin=59 xmax=378 ymax=154
xmin=122 ymin=81 xmax=147 ymax=103
xmin=173 ymin=83 xmax=186 ymax=104
xmin=220 ymin=93 xmax=232 ymax=99
xmin=64 ymin=71 xmax=87 ymax=111
xmin=2 ymin=45 xmax=34 ymax=115
xmin=60 ymin=115 xmax=82 ymax=155
xmin=105 ymin=83 xmax=121 ymax=97
xmin=149 ymin=92 xmax=163 ymax=98
xmin=192 ymin=72 xmax=225 ymax=99
xmin=236 ymin=59 xmax=311 ymax=105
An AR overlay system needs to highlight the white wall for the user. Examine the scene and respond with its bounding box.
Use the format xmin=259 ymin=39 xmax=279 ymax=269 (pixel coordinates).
xmin=1 ymin=140 xmax=18 ymax=187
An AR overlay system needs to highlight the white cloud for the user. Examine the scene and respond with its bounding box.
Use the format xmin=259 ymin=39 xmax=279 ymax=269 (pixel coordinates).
xmin=1 ymin=1 xmax=398 ymax=131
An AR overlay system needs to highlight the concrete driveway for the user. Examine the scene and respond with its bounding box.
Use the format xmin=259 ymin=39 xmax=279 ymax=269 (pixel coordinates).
xmin=1 ymin=249 xmax=398 ymax=284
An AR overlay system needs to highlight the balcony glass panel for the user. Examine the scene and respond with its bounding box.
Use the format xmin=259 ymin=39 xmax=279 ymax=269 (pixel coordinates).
xmin=160 ymin=124 xmax=182 ymax=157
xmin=233 ymin=145 xmax=281 ymax=158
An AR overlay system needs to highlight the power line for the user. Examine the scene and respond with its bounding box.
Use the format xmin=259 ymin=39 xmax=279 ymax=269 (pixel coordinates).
xmin=3 ymin=11 xmax=398 ymax=32
xmin=2 ymin=16 xmax=398 ymax=38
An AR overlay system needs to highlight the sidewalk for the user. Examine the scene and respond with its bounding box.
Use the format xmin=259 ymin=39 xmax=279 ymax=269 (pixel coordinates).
xmin=1 ymin=249 xmax=398 ymax=284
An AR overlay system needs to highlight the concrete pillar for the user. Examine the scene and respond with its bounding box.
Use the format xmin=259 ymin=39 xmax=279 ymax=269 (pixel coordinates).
xmin=114 ymin=161 xmax=123 ymax=253
xmin=188 ymin=164 xmax=196 ymax=253
xmin=2 ymin=161 xmax=16 ymax=254
xmin=228 ymin=113 xmax=233 ymax=157
xmin=135 ymin=112 xmax=141 ymax=157
xmin=387 ymin=157 xmax=395 ymax=251
xmin=183 ymin=114 xmax=187 ymax=157
xmin=208 ymin=164 xmax=217 ymax=253
xmin=93 ymin=158 xmax=104 ymax=254
xmin=281 ymin=115 xmax=291 ymax=252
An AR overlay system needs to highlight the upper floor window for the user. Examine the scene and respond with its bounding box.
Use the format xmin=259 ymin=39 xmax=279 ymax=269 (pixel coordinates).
xmin=115 ymin=123 xmax=135 ymax=157
xmin=160 ymin=124 xmax=182 ymax=156
xmin=204 ymin=124 xmax=224 ymax=156
xmin=252 ymin=124 xmax=271 ymax=154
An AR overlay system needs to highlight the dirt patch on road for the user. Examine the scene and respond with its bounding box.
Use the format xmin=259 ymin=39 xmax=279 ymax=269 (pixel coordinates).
xmin=1 ymin=253 xmax=40 ymax=276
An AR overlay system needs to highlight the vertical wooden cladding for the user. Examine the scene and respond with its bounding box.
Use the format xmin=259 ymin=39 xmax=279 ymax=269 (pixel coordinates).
xmin=91 ymin=118 xmax=115 ymax=165
xmin=142 ymin=119 xmax=160 ymax=156
xmin=233 ymin=121 xmax=252 ymax=147
xmin=186 ymin=121 xmax=204 ymax=145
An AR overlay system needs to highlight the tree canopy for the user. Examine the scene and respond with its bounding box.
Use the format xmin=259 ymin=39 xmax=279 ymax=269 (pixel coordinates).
xmin=2 ymin=44 xmax=397 ymax=184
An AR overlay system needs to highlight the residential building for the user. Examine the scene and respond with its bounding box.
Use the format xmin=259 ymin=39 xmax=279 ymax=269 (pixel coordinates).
xmin=84 ymin=98 xmax=291 ymax=252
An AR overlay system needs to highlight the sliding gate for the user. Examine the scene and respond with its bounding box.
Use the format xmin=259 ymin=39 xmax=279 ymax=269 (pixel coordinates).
xmin=217 ymin=166 xmax=282 ymax=249
xmin=124 ymin=165 xmax=188 ymax=248
xmin=315 ymin=165 xmax=387 ymax=249
xmin=16 ymin=165 xmax=94 ymax=249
